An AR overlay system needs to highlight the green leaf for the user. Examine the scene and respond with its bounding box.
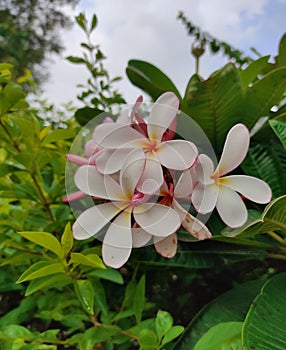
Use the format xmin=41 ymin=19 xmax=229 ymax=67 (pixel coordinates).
xmin=75 ymin=13 xmax=87 ymax=31
xmin=156 ymin=310 xmax=173 ymax=341
xmin=241 ymin=141 xmax=286 ymax=197
xmin=91 ymin=268 xmax=124 ymax=284
xmin=126 ymin=60 xmax=181 ymax=100
xmin=42 ymin=129 xmax=75 ymax=144
xmin=16 ymin=261 xmax=65 ymax=283
xmin=239 ymin=55 xmax=270 ymax=90
xmin=74 ymin=106 xmax=105 ymax=126
xmin=93 ymin=278 xmax=109 ymax=318
xmin=193 ymin=322 xmax=243 ymax=350
xmin=61 ymin=222 xmax=73 ymax=256
xmin=138 ymin=329 xmax=158 ymax=349
xmin=70 ymin=252 xmax=106 ymax=269
xmin=74 ymin=279 xmax=95 ymax=315
xmin=18 ymin=231 xmax=64 ymax=259
xmin=173 ymin=279 xmax=264 ymax=350
xmin=133 ymin=275 xmax=146 ymax=324
xmin=276 ymin=33 xmax=286 ymax=67
xmin=161 ymin=326 xmax=184 ymax=346
xmin=182 ymin=64 xmax=244 ymax=152
xmin=66 ymin=55 xmax=85 ymax=64
xmin=0 ymin=82 xmax=26 ymax=115
xmin=269 ymin=119 xmax=286 ymax=149
xmin=90 ymin=14 xmax=98 ymax=32
xmin=25 ymin=273 xmax=72 ymax=296
xmin=243 ymin=273 xmax=286 ymax=350
xmin=0 ymin=324 xmax=34 ymax=340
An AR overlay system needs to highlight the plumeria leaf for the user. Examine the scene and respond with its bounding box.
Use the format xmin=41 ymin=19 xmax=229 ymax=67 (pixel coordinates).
xmin=243 ymin=273 xmax=286 ymax=350
xmin=126 ymin=60 xmax=181 ymax=100
xmin=269 ymin=119 xmax=286 ymax=149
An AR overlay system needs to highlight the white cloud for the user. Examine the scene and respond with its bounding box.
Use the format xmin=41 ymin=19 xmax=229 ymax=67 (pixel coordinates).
xmin=42 ymin=0 xmax=283 ymax=107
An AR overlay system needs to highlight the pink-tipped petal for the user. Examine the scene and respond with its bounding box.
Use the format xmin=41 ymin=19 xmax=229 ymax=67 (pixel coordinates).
xmin=216 ymin=185 xmax=247 ymax=228
xmin=84 ymin=140 xmax=99 ymax=157
xmin=213 ymin=124 xmax=250 ymax=177
xmin=120 ymin=148 xmax=146 ymax=198
xmin=148 ymin=92 xmax=179 ymax=141
xmin=75 ymin=165 xmax=125 ymax=201
xmin=195 ymin=154 xmax=215 ymax=185
xmin=154 ymin=233 xmax=177 ymax=258
xmin=156 ymin=140 xmax=198 ymax=170
xmin=222 ymin=175 xmax=272 ymax=204
xmin=174 ymin=170 xmax=194 ymax=198
xmin=132 ymin=226 xmax=152 ymax=247
xmin=133 ymin=203 xmax=181 ymax=237
xmin=102 ymin=210 xmax=132 ymax=268
xmin=96 ymin=148 xmax=132 ymax=174
xmin=93 ymin=123 xmax=145 ymax=149
xmin=136 ymin=157 xmax=163 ymax=194
xmin=192 ymin=183 xmax=218 ymax=214
xmin=173 ymin=199 xmax=212 ymax=240
xmin=131 ymin=95 xmax=143 ymax=121
xmin=72 ymin=202 xmax=123 ymax=240
xmin=162 ymin=115 xmax=177 ymax=141
xmin=66 ymin=154 xmax=90 ymax=166
xmin=62 ymin=191 xmax=87 ymax=203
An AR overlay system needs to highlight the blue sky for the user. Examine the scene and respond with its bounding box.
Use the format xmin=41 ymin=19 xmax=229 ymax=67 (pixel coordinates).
xmin=42 ymin=0 xmax=286 ymax=106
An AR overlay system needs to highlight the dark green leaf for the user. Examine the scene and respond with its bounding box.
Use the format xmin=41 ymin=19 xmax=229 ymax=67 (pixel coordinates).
xmin=133 ymin=275 xmax=146 ymax=324
xmin=269 ymin=119 xmax=286 ymax=149
xmin=74 ymin=279 xmax=95 ymax=315
xmin=74 ymin=107 xmax=105 ymax=126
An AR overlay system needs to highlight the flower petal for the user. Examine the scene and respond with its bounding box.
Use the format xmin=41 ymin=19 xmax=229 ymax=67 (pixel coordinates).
xmin=173 ymin=200 xmax=211 ymax=240
xmin=66 ymin=154 xmax=90 ymax=166
xmin=156 ymin=140 xmax=198 ymax=170
xmin=148 ymin=92 xmax=179 ymax=141
xmin=96 ymin=148 xmax=133 ymax=174
xmin=132 ymin=226 xmax=152 ymax=247
xmin=93 ymin=123 xmax=145 ymax=149
xmin=174 ymin=170 xmax=194 ymax=198
xmin=136 ymin=157 xmax=163 ymax=194
xmin=192 ymin=183 xmax=218 ymax=214
xmin=133 ymin=203 xmax=180 ymax=237
xmin=102 ymin=210 xmax=132 ymax=268
xmin=75 ymin=165 xmax=125 ymax=200
xmin=222 ymin=175 xmax=272 ymax=204
xmin=120 ymin=148 xmax=146 ymax=197
xmin=216 ymin=185 xmax=247 ymax=227
xmin=154 ymin=233 xmax=177 ymax=258
xmin=84 ymin=139 xmax=99 ymax=157
xmin=62 ymin=190 xmax=87 ymax=203
xmin=195 ymin=154 xmax=215 ymax=185
xmin=213 ymin=124 xmax=249 ymax=177
xmin=72 ymin=202 xmax=123 ymax=240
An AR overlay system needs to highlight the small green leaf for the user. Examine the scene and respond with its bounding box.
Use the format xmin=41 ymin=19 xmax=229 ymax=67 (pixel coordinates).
xmin=91 ymin=268 xmax=124 ymax=284
xmin=133 ymin=275 xmax=146 ymax=324
xmin=138 ymin=329 xmax=158 ymax=349
xmin=16 ymin=262 xmax=65 ymax=283
xmin=193 ymin=322 xmax=243 ymax=350
xmin=90 ymin=14 xmax=98 ymax=32
xmin=74 ymin=279 xmax=95 ymax=315
xmin=156 ymin=310 xmax=173 ymax=341
xmin=25 ymin=273 xmax=72 ymax=296
xmin=18 ymin=231 xmax=64 ymax=259
xmin=66 ymin=56 xmax=86 ymax=64
xmin=161 ymin=326 xmax=184 ymax=346
xmin=70 ymin=252 xmax=106 ymax=269
xmin=61 ymin=222 xmax=73 ymax=256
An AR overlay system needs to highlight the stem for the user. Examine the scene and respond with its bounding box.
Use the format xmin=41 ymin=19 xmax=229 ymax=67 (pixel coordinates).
xmin=267 ymin=253 xmax=286 ymax=261
xmin=195 ymin=56 xmax=200 ymax=74
xmin=267 ymin=231 xmax=286 ymax=245
xmin=30 ymin=172 xmax=54 ymax=222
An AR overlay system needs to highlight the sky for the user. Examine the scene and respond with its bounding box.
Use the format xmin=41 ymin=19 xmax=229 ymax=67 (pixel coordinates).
xmin=42 ymin=0 xmax=286 ymax=107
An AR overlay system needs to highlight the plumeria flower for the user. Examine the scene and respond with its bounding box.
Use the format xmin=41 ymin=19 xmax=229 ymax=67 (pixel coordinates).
xmin=72 ymin=148 xmax=181 ymax=268
xmin=92 ymin=92 xmax=198 ymax=194
xmin=192 ymin=123 xmax=272 ymax=228
xmin=155 ymin=170 xmax=211 ymax=257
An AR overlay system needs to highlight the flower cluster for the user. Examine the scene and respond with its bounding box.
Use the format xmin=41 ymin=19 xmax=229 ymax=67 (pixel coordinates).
xmin=66 ymin=92 xmax=272 ymax=268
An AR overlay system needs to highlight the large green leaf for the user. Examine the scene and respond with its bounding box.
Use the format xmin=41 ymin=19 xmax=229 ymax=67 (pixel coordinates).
xmin=126 ymin=60 xmax=181 ymax=100
xmin=193 ymin=322 xmax=243 ymax=350
xmin=134 ymin=242 xmax=267 ymax=268
xmin=182 ymin=63 xmax=244 ymax=152
xmin=275 ymin=33 xmax=286 ymax=67
xmin=239 ymin=56 xmax=270 ymax=90
xmin=241 ymin=141 xmax=286 ymax=197
xmin=242 ymin=273 xmax=286 ymax=350
xmin=269 ymin=119 xmax=286 ymax=149
xmin=173 ymin=279 xmax=264 ymax=350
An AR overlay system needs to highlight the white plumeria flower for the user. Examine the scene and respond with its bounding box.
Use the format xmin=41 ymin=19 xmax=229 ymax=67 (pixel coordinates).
xmin=192 ymin=124 xmax=272 ymax=228
xmin=72 ymin=148 xmax=181 ymax=268
xmin=92 ymin=92 xmax=198 ymax=194
xmin=154 ymin=171 xmax=211 ymax=258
